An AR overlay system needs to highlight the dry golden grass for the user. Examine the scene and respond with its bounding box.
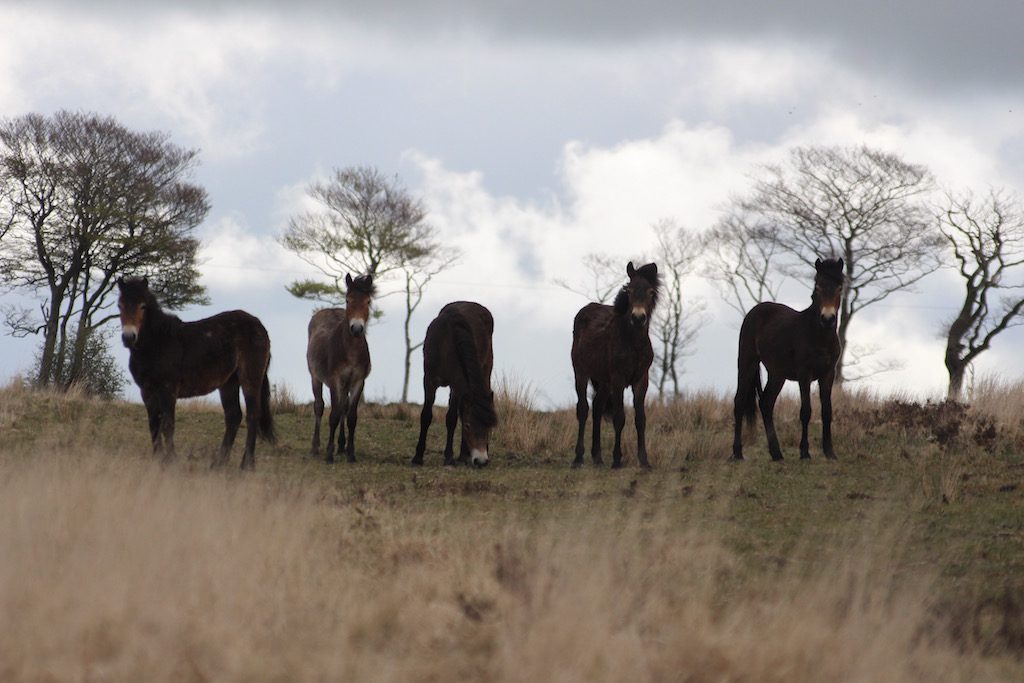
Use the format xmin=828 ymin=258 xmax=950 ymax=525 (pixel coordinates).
xmin=1 ymin=379 xmax=1022 ymax=681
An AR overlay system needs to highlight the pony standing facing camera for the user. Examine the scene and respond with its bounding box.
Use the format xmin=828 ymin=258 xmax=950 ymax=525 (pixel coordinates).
xmin=117 ymin=276 xmax=275 ymax=470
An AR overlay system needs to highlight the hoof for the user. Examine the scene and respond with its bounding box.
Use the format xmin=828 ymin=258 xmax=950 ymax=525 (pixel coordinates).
xmin=770 ymin=454 xmax=784 ymax=462
xmin=825 ymin=452 xmax=838 ymax=460
xmin=571 ymin=459 xmax=584 ymax=469
xmin=800 ymin=451 xmax=811 ymax=460
xmin=731 ymin=454 xmax=745 ymax=461
xmin=325 ymin=454 xmax=335 ymax=464
xmin=410 ymin=457 xmax=424 ymax=467
xmin=611 ymin=461 xmax=624 ymax=470
xmin=638 ymin=461 xmax=652 ymax=470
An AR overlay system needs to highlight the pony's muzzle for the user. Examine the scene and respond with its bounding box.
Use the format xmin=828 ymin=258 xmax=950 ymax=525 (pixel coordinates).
xmin=121 ymin=325 xmax=139 ymax=347
xmin=819 ymin=305 xmax=838 ymax=328
xmin=470 ymin=449 xmax=489 ymax=468
xmin=349 ymin=320 xmax=366 ymax=337
xmin=630 ymin=311 xmax=648 ymax=328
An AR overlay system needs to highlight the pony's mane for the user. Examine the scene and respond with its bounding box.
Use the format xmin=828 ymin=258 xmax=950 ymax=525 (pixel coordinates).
xmin=613 ymin=263 xmax=661 ymax=314
xmin=347 ymin=274 xmax=376 ymax=297
xmin=451 ymin=318 xmax=498 ymax=428
xmin=816 ymin=258 xmax=845 ymax=286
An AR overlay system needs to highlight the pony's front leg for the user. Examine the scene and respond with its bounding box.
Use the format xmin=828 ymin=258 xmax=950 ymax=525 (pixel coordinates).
xmin=310 ymin=378 xmax=324 ymax=457
xmin=610 ymin=390 xmax=627 ymax=469
xmin=572 ymin=375 xmax=589 ymax=468
xmin=142 ymin=392 xmax=162 ymax=455
xmin=157 ymin=396 xmax=177 ymax=463
xmin=820 ymin=371 xmax=838 ymax=459
xmin=412 ymin=382 xmax=437 ymax=466
xmin=798 ymin=378 xmax=812 ymax=459
xmin=632 ymin=378 xmax=651 ymax=468
xmin=325 ymin=386 xmax=342 ymax=464
xmin=344 ymin=380 xmax=364 ymax=463
xmin=444 ymin=393 xmax=461 ymax=466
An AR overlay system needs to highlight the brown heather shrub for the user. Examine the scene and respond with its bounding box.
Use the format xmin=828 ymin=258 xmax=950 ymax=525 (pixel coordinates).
xmin=2 ymin=381 xmax=1022 ymax=680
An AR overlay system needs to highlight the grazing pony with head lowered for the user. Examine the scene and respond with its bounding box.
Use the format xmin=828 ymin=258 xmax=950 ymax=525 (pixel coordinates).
xmin=732 ymin=257 xmax=845 ymax=461
xmin=307 ymin=273 xmax=375 ymax=463
xmin=412 ymin=301 xmax=497 ymax=468
xmin=571 ymin=261 xmax=659 ymax=469
xmin=117 ymin=277 xmax=275 ymax=470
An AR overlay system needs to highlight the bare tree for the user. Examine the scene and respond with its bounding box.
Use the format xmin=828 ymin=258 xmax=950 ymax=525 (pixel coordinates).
xmin=0 ymin=111 xmax=208 ymax=392
xmin=278 ymin=165 xmax=458 ymax=400
xmin=552 ymin=252 xmax=624 ymax=304
xmin=939 ymin=189 xmax=1024 ymax=400
xmin=702 ymin=210 xmax=787 ymax=317
xmin=398 ymin=246 xmax=460 ymax=403
xmin=650 ymin=219 xmax=708 ymax=397
xmin=732 ymin=145 xmax=941 ymax=382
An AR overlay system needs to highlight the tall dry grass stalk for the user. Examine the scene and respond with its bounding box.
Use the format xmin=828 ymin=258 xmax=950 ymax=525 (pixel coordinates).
xmin=0 ymin=447 xmax=1012 ymax=681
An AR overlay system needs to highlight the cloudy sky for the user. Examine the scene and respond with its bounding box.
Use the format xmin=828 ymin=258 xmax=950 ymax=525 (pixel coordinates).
xmin=1 ymin=0 xmax=1022 ymax=407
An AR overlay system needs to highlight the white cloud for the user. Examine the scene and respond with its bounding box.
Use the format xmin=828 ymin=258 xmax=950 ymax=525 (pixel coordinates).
xmin=198 ymin=214 xmax=314 ymax=290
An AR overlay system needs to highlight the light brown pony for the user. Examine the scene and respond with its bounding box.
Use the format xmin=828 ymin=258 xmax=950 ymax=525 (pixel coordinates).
xmin=732 ymin=257 xmax=845 ymax=461
xmin=571 ymin=261 xmax=659 ymax=469
xmin=412 ymin=301 xmax=497 ymax=467
xmin=307 ymin=273 xmax=375 ymax=463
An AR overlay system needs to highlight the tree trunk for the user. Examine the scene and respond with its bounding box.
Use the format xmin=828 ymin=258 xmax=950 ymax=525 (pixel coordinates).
xmin=946 ymin=361 xmax=966 ymax=401
xmin=37 ymin=291 xmax=63 ymax=387
xmin=401 ymin=278 xmax=414 ymax=403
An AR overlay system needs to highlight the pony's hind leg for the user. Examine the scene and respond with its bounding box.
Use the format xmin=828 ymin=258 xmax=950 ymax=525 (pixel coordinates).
xmin=798 ymin=379 xmax=812 ymax=459
xmin=412 ymin=382 xmax=438 ymax=466
xmin=610 ymin=390 xmax=627 ymax=469
xmin=240 ymin=378 xmax=262 ymax=470
xmin=732 ymin=359 xmax=760 ymax=460
xmin=445 ymin=393 xmax=461 ymax=466
xmin=214 ymin=375 xmax=243 ymax=468
xmin=572 ymin=374 xmax=589 ymax=468
xmin=590 ymin=384 xmax=608 ymax=466
xmin=310 ymin=378 xmax=325 ymax=456
xmin=759 ymin=372 xmax=786 ymax=461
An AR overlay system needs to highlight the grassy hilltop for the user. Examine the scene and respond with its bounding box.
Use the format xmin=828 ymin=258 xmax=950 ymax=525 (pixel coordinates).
xmin=0 ymin=378 xmax=1022 ymax=681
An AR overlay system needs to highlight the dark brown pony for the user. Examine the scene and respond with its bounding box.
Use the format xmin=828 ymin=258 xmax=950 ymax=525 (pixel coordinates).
xmin=307 ymin=273 xmax=375 ymax=463
xmin=117 ymin=277 xmax=275 ymax=470
xmin=412 ymin=301 xmax=497 ymax=467
xmin=571 ymin=261 xmax=659 ymax=469
xmin=732 ymin=257 xmax=845 ymax=461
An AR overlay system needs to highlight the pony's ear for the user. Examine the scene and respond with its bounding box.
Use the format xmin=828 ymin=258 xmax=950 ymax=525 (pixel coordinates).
xmin=345 ymin=273 xmax=353 ymax=288
xmin=815 ymin=257 xmax=822 ymax=269
xmin=627 ymin=261 xmax=636 ymax=277
xmin=116 ymin=276 xmax=124 ymax=290
xmin=642 ymin=262 xmax=658 ymax=277
xmin=365 ymin=274 xmax=373 ymax=288
xmin=837 ymin=258 xmax=845 ymax=272
xmin=142 ymin=276 xmax=148 ymax=288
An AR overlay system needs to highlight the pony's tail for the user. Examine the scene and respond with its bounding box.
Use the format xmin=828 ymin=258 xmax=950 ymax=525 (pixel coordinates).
xmin=736 ymin=362 xmax=761 ymax=428
xmin=452 ymin=320 xmax=498 ymax=428
xmin=259 ymin=368 xmax=277 ymax=444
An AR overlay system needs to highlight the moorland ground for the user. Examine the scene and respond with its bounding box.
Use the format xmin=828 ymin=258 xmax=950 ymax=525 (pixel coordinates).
xmin=1 ymin=377 xmax=1022 ymax=681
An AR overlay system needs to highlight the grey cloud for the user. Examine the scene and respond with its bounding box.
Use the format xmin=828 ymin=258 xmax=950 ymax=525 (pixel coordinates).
xmin=19 ymin=0 xmax=1024 ymax=91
